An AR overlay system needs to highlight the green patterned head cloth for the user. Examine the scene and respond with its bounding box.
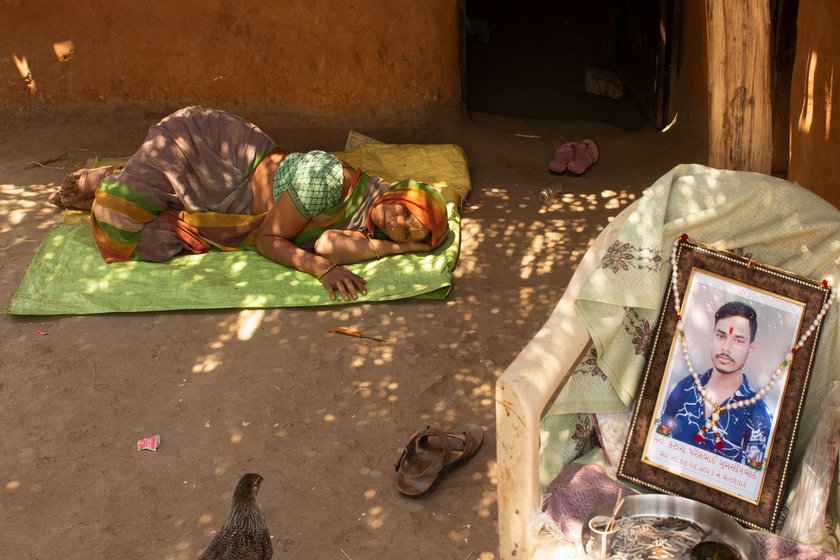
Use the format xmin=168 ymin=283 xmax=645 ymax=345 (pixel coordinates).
xmin=272 ymin=150 xmax=343 ymax=219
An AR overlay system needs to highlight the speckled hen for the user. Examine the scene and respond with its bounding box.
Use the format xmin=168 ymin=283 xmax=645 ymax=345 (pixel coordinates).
xmin=198 ymin=473 xmax=272 ymax=560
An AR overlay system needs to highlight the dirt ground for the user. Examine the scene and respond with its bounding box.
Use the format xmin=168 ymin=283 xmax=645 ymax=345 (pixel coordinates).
xmin=0 ymin=102 xmax=703 ymax=559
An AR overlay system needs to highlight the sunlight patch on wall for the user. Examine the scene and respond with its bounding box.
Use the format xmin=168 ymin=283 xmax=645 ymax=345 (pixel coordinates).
xmin=13 ymin=54 xmax=36 ymax=93
xmin=826 ymin=66 xmax=834 ymax=141
xmin=53 ymin=40 xmax=74 ymax=61
xmin=799 ymin=50 xmax=818 ymax=133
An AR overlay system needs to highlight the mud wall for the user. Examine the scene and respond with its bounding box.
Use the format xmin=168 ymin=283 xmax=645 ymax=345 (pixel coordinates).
xmin=788 ymin=0 xmax=840 ymax=208
xmin=1 ymin=1 xmax=461 ymax=121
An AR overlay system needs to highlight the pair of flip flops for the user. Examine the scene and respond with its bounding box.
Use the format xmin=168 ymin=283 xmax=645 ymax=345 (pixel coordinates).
xmin=548 ymin=139 xmax=599 ymax=175
xmin=394 ymin=424 xmax=484 ymax=498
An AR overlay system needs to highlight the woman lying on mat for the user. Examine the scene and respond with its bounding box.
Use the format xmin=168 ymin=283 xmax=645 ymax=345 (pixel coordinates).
xmin=48 ymin=106 xmax=449 ymax=301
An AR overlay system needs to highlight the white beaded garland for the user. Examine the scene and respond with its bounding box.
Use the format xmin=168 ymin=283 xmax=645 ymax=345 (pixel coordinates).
xmin=670 ymin=235 xmax=835 ymax=448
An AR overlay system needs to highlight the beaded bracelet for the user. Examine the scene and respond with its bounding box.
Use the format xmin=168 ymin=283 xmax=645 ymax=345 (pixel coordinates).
xmin=316 ymin=263 xmax=337 ymax=280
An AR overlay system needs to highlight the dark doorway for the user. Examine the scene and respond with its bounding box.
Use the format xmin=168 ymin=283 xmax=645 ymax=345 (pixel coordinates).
xmin=463 ymin=0 xmax=680 ymax=131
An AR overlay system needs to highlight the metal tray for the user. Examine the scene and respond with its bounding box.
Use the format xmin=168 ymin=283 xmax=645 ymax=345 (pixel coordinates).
xmin=581 ymin=494 xmax=759 ymax=559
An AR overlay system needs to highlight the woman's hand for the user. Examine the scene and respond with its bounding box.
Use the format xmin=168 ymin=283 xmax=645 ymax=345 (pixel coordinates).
xmin=318 ymin=264 xmax=367 ymax=301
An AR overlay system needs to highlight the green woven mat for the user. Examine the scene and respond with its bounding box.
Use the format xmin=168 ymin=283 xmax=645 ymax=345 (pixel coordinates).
xmin=8 ymin=209 xmax=459 ymax=315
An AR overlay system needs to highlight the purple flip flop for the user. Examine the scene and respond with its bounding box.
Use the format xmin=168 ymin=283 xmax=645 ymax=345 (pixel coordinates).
xmin=548 ymin=141 xmax=576 ymax=174
xmin=566 ymin=139 xmax=599 ymax=175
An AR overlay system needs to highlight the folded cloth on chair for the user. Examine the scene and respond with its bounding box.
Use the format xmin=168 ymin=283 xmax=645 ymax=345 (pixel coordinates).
xmin=542 ymin=462 xmax=636 ymax=547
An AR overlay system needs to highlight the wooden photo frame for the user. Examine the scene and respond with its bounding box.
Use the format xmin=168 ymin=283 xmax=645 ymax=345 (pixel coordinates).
xmin=617 ymin=238 xmax=833 ymax=531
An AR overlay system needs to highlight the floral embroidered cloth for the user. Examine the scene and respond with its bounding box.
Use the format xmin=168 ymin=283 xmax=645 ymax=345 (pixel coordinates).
xmin=539 ymin=164 xmax=840 ymax=544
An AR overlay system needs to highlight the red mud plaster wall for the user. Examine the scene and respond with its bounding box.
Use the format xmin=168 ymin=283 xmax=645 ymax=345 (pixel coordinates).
xmin=1 ymin=1 xmax=460 ymax=116
xmin=788 ymin=0 xmax=840 ymax=209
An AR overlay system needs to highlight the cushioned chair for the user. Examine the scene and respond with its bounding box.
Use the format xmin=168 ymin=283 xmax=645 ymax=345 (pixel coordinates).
xmin=495 ymin=164 xmax=840 ymax=559
xmin=495 ymin=201 xmax=636 ymax=559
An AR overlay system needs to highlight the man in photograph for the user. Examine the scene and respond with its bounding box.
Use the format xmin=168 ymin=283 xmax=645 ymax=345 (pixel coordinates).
xmin=658 ymin=301 xmax=774 ymax=467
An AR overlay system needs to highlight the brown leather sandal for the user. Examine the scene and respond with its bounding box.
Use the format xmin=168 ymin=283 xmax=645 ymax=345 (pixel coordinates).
xmin=394 ymin=424 xmax=484 ymax=498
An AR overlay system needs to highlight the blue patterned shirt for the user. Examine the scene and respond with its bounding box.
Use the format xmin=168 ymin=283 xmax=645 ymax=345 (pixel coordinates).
xmin=659 ymin=369 xmax=774 ymax=465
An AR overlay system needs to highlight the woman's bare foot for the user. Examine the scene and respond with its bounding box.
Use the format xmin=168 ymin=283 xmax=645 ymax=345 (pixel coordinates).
xmin=48 ymin=166 xmax=115 ymax=210
xmin=49 ymin=169 xmax=88 ymax=209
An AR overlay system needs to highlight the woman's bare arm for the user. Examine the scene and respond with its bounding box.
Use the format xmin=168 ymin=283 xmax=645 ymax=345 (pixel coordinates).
xmin=313 ymin=229 xmax=431 ymax=264
xmin=255 ymin=194 xmax=367 ymax=301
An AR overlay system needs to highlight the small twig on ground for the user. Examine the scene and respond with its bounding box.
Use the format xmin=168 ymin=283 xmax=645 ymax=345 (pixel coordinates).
xmin=23 ymin=162 xmax=67 ymax=170
xmin=328 ymin=327 xmax=387 ymax=343
xmin=19 ymin=148 xmax=103 ymax=172
xmin=23 ymin=152 xmax=69 ymax=170
xmin=462 ymin=551 xmax=474 ymax=560
xmin=340 ymin=549 xmax=352 ymax=559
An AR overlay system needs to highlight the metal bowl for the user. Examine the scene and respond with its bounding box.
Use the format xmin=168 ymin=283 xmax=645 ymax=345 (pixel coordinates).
xmin=581 ymin=494 xmax=759 ymax=559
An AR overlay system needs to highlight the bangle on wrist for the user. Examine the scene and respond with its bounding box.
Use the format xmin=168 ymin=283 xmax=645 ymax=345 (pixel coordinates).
xmin=367 ymin=235 xmax=381 ymax=259
xmin=317 ymin=263 xmax=337 ymax=279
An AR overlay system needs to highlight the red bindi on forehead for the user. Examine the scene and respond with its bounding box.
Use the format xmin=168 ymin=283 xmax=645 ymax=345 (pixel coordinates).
xmin=729 ymin=327 xmax=733 ymax=335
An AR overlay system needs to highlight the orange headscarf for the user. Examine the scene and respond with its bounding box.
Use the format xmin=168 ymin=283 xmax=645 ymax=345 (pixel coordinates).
xmin=368 ymin=179 xmax=449 ymax=247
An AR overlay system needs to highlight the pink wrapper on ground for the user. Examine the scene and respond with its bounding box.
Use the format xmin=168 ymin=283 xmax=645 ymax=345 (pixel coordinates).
xmin=136 ymin=434 xmax=160 ymax=451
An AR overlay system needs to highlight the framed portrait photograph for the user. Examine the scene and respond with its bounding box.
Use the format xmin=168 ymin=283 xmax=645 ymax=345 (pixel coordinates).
xmin=618 ymin=238 xmax=834 ymax=531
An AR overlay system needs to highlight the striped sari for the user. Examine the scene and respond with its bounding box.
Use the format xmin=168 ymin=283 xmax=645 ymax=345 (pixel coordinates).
xmin=90 ymin=106 xmax=448 ymax=263
xmin=90 ymin=106 xmax=275 ymax=262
